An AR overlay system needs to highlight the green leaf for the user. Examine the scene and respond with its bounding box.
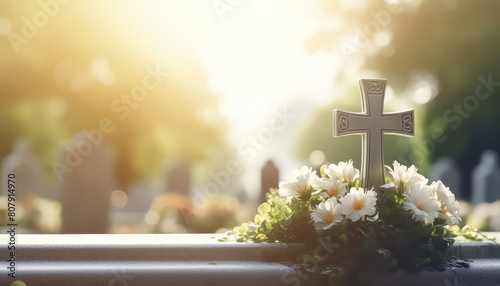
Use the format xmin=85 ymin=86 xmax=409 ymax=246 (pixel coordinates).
xmin=422 ymin=243 xmax=434 ymax=251
xmin=258 ymin=203 xmax=272 ymax=215
xmin=338 ymin=234 xmax=348 ymax=243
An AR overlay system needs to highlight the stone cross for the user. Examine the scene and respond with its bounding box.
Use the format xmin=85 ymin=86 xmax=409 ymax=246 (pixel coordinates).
xmin=333 ymin=79 xmax=414 ymax=190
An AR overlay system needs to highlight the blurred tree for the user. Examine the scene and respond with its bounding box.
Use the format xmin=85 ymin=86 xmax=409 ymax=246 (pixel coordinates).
xmin=0 ymin=2 xmax=230 ymax=187
xmin=298 ymin=0 xmax=500 ymax=196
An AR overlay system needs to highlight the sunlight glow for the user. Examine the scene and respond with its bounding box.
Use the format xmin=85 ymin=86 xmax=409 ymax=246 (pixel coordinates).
xmin=111 ymin=190 xmax=128 ymax=209
xmin=128 ymin=1 xmax=344 ymax=145
xmin=409 ymin=73 xmax=439 ymax=105
xmin=92 ymin=56 xmax=115 ymax=86
xmin=0 ymin=18 xmax=11 ymax=35
xmin=309 ymin=150 xmax=326 ymax=165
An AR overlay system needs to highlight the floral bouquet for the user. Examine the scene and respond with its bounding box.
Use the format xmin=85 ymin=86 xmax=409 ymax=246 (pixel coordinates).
xmin=222 ymin=160 xmax=465 ymax=285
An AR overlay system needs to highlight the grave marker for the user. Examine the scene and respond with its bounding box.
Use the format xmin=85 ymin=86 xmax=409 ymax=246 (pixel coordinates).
xmin=429 ymin=157 xmax=463 ymax=199
xmin=472 ymin=150 xmax=500 ymax=204
xmin=165 ymin=161 xmax=191 ymax=196
xmin=1 ymin=139 xmax=44 ymax=201
xmin=333 ymin=79 xmax=414 ymax=190
xmin=61 ymin=134 xmax=116 ymax=233
xmin=260 ymin=159 xmax=279 ymax=204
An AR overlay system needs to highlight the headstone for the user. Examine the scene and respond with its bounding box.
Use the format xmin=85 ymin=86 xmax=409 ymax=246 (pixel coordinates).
xmin=471 ymin=150 xmax=500 ymax=205
xmin=429 ymin=157 xmax=463 ymax=199
xmin=260 ymin=160 xmax=279 ymax=204
xmin=1 ymin=139 xmax=44 ymax=201
xmin=333 ymin=79 xmax=414 ymax=190
xmin=60 ymin=134 xmax=116 ymax=233
xmin=120 ymin=180 xmax=156 ymax=213
xmin=165 ymin=161 xmax=190 ymax=196
xmin=236 ymin=187 xmax=249 ymax=205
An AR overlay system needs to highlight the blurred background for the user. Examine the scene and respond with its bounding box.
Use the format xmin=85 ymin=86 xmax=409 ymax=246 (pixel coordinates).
xmin=0 ymin=0 xmax=500 ymax=234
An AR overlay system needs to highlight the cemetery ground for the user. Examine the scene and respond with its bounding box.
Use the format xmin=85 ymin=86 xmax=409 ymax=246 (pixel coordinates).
xmin=2 ymin=80 xmax=500 ymax=284
xmin=2 ymin=145 xmax=500 ymax=285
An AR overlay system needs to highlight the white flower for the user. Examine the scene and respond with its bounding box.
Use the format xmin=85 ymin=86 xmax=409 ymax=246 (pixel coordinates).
xmin=278 ymin=166 xmax=315 ymax=199
xmin=340 ymin=187 xmax=377 ymax=222
xmin=311 ymin=197 xmax=344 ymax=231
xmin=312 ymin=176 xmax=348 ymax=199
xmin=385 ymin=161 xmax=428 ymax=193
xmin=403 ymin=183 xmax=441 ymax=224
xmin=431 ymin=180 xmax=461 ymax=225
xmin=324 ymin=160 xmax=360 ymax=183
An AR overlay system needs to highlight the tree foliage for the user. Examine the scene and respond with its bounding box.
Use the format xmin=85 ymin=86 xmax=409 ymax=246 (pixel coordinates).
xmin=0 ymin=2 xmax=229 ymax=187
xmin=298 ymin=0 xmax=500 ymax=194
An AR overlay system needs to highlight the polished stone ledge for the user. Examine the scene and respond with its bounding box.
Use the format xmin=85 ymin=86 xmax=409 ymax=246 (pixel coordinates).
xmin=0 ymin=233 xmax=498 ymax=286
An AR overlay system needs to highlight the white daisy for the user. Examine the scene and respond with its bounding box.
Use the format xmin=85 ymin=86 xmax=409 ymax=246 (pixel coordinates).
xmin=385 ymin=161 xmax=428 ymax=193
xmin=431 ymin=180 xmax=461 ymax=225
xmin=324 ymin=160 xmax=360 ymax=183
xmin=278 ymin=166 xmax=315 ymax=199
xmin=311 ymin=197 xmax=344 ymax=231
xmin=340 ymin=187 xmax=377 ymax=222
xmin=312 ymin=176 xmax=348 ymax=199
xmin=402 ymin=183 xmax=441 ymax=224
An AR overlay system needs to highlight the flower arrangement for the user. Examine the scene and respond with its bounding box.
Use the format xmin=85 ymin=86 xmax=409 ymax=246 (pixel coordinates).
xmin=222 ymin=160 xmax=467 ymax=285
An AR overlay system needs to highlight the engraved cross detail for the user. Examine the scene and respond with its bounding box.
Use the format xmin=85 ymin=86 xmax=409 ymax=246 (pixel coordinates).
xmin=333 ymin=79 xmax=414 ymax=190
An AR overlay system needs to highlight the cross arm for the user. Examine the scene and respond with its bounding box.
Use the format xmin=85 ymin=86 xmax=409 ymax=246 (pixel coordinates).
xmin=382 ymin=110 xmax=415 ymax=137
xmin=332 ymin=109 xmax=369 ymax=137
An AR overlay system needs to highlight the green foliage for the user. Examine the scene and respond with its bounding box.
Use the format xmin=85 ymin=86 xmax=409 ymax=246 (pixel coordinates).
xmin=0 ymin=2 xmax=229 ymax=187
xmin=222 ymin=163 xmax=473 ymax=286
xmin=220 ymin=188 xmax=316 ymax=242
xmin=451 ymin=225 xmax=497 ymax=242
xmin=306 ymin=0 xmax=500 ymax=179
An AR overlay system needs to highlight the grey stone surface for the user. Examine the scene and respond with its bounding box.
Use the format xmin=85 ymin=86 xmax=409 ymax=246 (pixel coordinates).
xmin=119 ymin=180 xmax=157 ymax=213
xmin=1 ymin=139 xmax=44 ymax=200
xmin=472 ymin=150 xmax=500 ymax=205
xmin=260 ymin=159 xmax=279 ymax=204
xmin=0 ymin=233 xmax=499 ymax=285
xmin=60 ymin=134 xmax=116 ymax=233
xmin=333 ymin=79 xmax=415 ymax=191
xmin=429 ymin=157 xmax=463 ymax=199
xmin=165 ymin=160 xmax=191 ymax=196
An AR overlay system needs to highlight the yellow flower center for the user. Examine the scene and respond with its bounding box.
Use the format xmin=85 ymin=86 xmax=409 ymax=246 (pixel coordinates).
xmin=327 ymin=186 xmax=339 ymax=197
xmin=324 ymin=213 xmax=336 ymax=224
xmin=417 ymin=203 xmax=423 ymax=210
xmin=353 ymin=200 xmax=365 ymax=210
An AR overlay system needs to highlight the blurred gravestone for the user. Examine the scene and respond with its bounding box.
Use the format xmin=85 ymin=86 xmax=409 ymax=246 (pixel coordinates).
xmin=111 ymin=180 xmax=157 ymax=225
xmin=121 ymin=180 xmax=156 ymax=213
xmin=1 ymin=139 xmax=44 ymax=201
xmin=60 ymin=134 xmax=116 ymax=233
xmin=471 ymin=150 xmax=500 ymax=205
xmin=165 ymin=161 xmax=190 ymax=196
xmin=236 ymin=187 xmax=249 ymax=205
xmin=429 ymin=157 xmax=463 ymax=199
xmin=260 ymin=160 xmax=279 ymax=204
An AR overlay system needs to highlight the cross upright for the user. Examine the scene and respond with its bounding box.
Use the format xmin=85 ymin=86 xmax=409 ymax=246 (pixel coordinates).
xmin=333 ymin=79 xmax=414 ymax=191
